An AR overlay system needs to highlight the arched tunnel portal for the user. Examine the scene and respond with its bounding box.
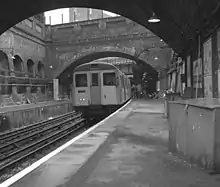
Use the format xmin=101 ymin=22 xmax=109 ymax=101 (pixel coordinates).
xmin=58 ymin=51 xmax=158 ymax=94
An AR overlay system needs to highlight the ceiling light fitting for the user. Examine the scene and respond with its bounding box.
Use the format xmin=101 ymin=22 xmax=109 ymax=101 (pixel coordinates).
xmin=148 ymin=12 xmax=160 ymax=23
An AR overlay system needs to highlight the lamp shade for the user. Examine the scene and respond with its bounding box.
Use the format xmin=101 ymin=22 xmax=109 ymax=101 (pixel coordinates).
xmin=148 ymin=12 xmax=160 ymax=23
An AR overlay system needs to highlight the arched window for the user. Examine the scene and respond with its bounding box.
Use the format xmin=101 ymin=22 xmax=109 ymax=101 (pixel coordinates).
xmin=37 ymin=61 xmax=44 ymax=78
xmin=0 ymin=50 xmax=9 ymax=76
xmin=13 ymin=55 xmax=23 ymax=77
xmin=0 ymin=50 xmax=10 ymax=94
xmin=27 ymin=59 xmax=34 ymax=77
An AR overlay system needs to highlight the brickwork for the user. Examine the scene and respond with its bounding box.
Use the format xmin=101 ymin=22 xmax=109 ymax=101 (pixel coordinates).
xmin=0 ymin=16 xmax=49 ymax=106
xmin=0 ymin=28 xmax=46 ymax=77
xmin=44 ymin=17 xmax=171 ymax=78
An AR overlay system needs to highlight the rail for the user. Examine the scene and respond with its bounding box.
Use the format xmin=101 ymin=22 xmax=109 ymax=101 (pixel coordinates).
xmin=0 ymin=111 xmax=76 ymax=141
xmin=0 ymin=111 xmax=86 ymax=174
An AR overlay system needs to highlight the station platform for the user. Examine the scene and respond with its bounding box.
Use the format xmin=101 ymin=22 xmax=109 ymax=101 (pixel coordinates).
xmin=2 ymin=99 xmax=220 ymax=187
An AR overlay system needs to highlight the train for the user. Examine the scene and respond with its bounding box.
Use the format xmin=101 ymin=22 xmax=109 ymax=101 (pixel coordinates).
xmin=72 ymin=61 xmax=132 ymax=118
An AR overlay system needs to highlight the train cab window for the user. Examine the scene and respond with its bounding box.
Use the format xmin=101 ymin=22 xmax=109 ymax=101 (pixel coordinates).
xmin=75 ymin=74 xmax=87 ymax=87
xmin=91 ymin=73 xmax=99 ymax=86
xmin=103 ymin=72 xmax=116 ymax=86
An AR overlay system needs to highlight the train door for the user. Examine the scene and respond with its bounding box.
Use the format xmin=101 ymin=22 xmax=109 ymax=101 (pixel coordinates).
xmin=121 ymin=76 xmax=125 ymax=102
xmin=123 ymin=77 xmax=127 ymax=99
xmin=74 ymin=72 xmax=90 ymax=106
xmin=90 ymin=72 xmax=101 ymax=105
xmin=116 ymin=73 xmax=121 ymax=104
xmin=125 ymin=78 xmax=128 ymax=100
xmin=120 ymin=75 xmax=123 ymax=102
xmin=101 ymin=71 xmax=117 ymax=105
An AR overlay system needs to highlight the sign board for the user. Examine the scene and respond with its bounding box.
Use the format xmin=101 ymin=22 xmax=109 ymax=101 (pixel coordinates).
xmin=53 ymin=79 xmax=59 ymax=100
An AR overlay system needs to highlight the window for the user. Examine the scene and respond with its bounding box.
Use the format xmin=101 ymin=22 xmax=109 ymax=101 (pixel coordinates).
xmin=75 ymin=74 xmax=87 ymax=87
xmin=91 ymin=73 xmax=99 ymax=86
xmin=103 ymin=72 xmax=116 ymax=86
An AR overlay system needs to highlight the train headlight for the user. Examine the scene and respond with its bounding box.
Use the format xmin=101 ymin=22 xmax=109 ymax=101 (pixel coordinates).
xmin=79 ymin=98 xmax=86 ymax=101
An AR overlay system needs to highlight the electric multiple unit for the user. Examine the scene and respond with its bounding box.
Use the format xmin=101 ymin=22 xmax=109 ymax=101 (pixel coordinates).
xmin=72 ymin=61 xmax=131 ymax=118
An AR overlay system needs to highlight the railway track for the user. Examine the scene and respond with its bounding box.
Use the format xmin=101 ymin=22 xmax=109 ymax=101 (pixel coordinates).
xmin=0 ymin=111 xmax=77 ymax=144
xmin=0 ymin=111 xmax=86 ymax=174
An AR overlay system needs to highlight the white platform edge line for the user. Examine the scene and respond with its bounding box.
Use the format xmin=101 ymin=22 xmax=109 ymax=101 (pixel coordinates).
xmin=0 ymin=99 xmax=132 ymax=187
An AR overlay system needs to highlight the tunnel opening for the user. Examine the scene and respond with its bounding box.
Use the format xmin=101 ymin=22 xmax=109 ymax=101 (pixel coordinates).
xmin=37 ymin=61 xmax=45 ymax=78
xmin=58 ymin=51 xmax=158 ymax=98
xmin=27 ymin=59 xmax=35 ymax=77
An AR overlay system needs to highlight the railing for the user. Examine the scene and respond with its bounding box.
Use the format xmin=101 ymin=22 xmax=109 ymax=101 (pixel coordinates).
xmin=36 ymin=74 xmax=45 ymax=79
xmin=13 ymin=70 xmax=26 ymax=77
xmin=0 ymin=68 xmax=49 ymax=83
xmin=0 ymin=83 xmax=48 ymax=87
xmin=0 ymin=68 xmax=26 ymax=77
xmin=26 ymin=72 xmax=35 ymax=78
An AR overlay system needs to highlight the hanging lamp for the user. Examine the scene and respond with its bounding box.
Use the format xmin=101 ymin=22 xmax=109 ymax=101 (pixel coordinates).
xmin=148 ymin=12 xmax=160 ymax=23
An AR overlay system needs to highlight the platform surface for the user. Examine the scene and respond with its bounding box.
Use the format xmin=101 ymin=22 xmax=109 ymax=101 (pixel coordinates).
xmin=6 ymin=99 xmax=220 ymax=187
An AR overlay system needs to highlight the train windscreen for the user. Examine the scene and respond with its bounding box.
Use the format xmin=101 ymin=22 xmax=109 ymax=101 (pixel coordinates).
xmin=75 ymin=74 xmax=87 ymax=87
xmin=103 ymin=72 xmax=116 ymax=86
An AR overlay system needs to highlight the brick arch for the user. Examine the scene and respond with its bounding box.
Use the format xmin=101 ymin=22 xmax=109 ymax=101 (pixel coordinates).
xmin=56 ymin=45 xmax=155 ymax=78
xmin=27 ymin=59 xmax=35 ymax=77
xmin=37 ymin=61 xmax=45 ymax=78
xmin=59 ymin=45 xmax=136 ymax=66
xmin=57 ymin=52 xmax=157 ymax=83
xmin=13 ymin=55 xmax=24 ymax=72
